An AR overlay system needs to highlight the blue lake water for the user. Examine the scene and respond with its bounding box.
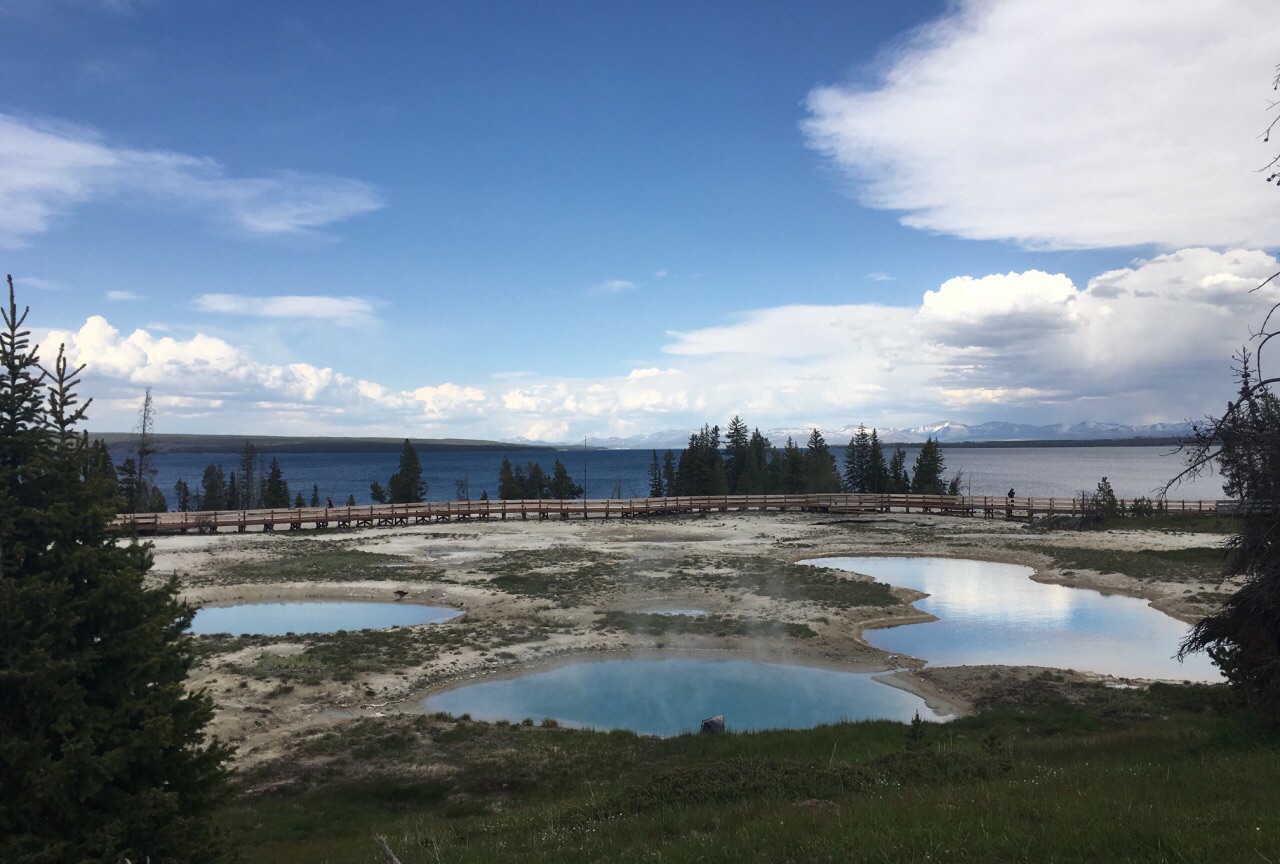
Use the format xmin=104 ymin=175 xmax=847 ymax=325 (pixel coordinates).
xmin=130 ymin=445 xmax=1223 ymax=507
xmin=803 ymin=557 xmax=1220 ymax=682
xmin=420 ymin=658 xmax=946 ymax=736
xmin=190 ymin=601 xmax=462 ymax=636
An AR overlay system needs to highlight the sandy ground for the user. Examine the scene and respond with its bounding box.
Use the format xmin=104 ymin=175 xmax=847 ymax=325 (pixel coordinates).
xmin=148 ymin=510 xmax=1234 ymax=766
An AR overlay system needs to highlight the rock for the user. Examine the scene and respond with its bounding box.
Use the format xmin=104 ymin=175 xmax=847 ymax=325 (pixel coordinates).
xmin=700 ymin=714 xmax=725 ymax=734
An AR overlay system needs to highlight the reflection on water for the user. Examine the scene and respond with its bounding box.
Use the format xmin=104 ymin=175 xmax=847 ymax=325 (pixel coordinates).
xmin=638 ymin=608 xmax=706 ymax=616
xmin=190 ymin=601 xmax=462 ymax=636
xmin=421 ymin=658 xmax=946 ymax=736
xmin=803 ymin=557 xmax=1220 ymax=682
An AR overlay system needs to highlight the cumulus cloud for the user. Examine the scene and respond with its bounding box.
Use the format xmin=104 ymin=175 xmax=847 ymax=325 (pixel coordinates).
xmin=0 ymin=112 xmax=383 ymax=248
xmin=31 ymin=249 xmax=1280 ymax=438
xmin=802 ymin=0 xmax=1280 ymax=249
xmin=194 ymin=293 xmax=377 ymax=323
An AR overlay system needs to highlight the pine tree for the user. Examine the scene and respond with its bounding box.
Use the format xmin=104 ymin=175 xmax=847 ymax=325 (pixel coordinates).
xmin=238 ymin=441 xmax=258 ymax=509
xmin=262 ymin=456 xmax=290 ymax=508
xmin=127 ymin=387 xmax=158 ymax=514
xmin=292 ymin=491 xmax=305 ymax=508
xmin=197 ymin=465 xmax=226 ymax=511
xmin=776 ymin=437 xmax=806 ymax=493
xmin=498 ymin=456 xmax=521 ymax=500
xmin=226 ymin=471 xmax=239 ymax=510
xmin=310 ymin=484 xmax=320 ymax=507
xmin=867 ymin=430 xmax=888 ymax=493
xmin=346 ymin=494 xmax=357 ymax=506
xmin=0 ymin=278 xmax=230 ymax=862
xmin=648 ymin=450 xmax=665 ymax=497
xmin=369 ymin=481 xmax=387 ymax=503
xmin=723 ymin=415 xmax=750 ymax=492
xmin=910 ymin=437 xmax=946 ymax=494
xmin=173 ymin=478 xmax=191 ymax=512
xmin=386 ymin=439 xmax=426 ymax=504
xmin=661 ymin=449 xmax=677 ymax=496
xmin=843 ymin=425 xmax=871 ymax=492
xmin=549 ymin=459 xmax=584 ymax=499
xmin=804 ymin=429 xmax=843 ymax=493
xmin=888 ymin=446 xmax=911 ymax=493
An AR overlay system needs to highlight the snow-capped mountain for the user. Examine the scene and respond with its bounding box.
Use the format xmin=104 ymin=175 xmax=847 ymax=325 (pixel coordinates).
xmin=513 ymin=420 xmax=1196 ymax=449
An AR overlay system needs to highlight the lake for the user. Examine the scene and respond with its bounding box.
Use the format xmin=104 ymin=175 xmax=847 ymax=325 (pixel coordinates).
xmin=128 ymin=445 xmax=1222 ymax=507
xmin=803 ymin=557 xmax=1220 ymax=682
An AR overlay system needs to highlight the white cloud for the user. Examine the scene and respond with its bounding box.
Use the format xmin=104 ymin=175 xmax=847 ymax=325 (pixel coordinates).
xmin=31 ymin=249 xmax=1280 ymax=438
xmin=653 ymin=270 xmax=669 ymax=279
xmin=802 ymin=0 xmax=1280 ymax=249
xmin=589 ymin=279 xmax=636 ymax=295
xmin=0 ymin=112 xmax=383 ymax=248
xmin=106 ymin=290 xmax=140 ymax=301
xmin=193 ymin=293 xmax=377 ymax=323
xmin=866 ymin=272 xmax=894 ymax=282
xmin=13 ymin=276 xmax=64 ymax=291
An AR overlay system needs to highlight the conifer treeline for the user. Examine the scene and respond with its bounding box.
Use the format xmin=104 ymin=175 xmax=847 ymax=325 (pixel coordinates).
xmin=646 ymin=417 xmax=958 ymax=497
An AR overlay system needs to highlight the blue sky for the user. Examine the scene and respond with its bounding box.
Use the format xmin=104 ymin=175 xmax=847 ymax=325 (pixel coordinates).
xmin=4 ymin=0 xmax=1279 ymax=441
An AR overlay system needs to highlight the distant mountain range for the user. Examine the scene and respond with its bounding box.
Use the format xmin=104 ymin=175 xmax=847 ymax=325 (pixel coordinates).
xmin=515 ymin=420 xmax=1197 ymax=450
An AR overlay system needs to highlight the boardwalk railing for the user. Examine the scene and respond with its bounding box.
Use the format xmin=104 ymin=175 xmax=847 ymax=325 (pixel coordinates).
xmin=108 ymin=493 xmax=1228 ymax=535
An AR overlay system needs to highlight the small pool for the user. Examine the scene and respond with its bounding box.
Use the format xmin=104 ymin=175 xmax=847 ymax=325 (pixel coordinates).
xmin=421 ymin=657 xmax=945 ymax=736
xmin=190 ymin=601 xmax=463 ymax=636
xmin=801 ymin=556 xmax=1220 ymax=682
xmin=638 ymin=608 xmax=706 ymax=616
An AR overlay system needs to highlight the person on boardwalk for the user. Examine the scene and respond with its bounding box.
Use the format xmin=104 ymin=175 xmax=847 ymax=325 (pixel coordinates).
xmin=1006 ymin=488 xmax=1015 ymax=518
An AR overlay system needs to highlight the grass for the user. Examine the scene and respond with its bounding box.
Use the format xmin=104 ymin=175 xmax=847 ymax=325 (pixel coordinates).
xmin=220 ymin=680 xmax=1280 ymax=863
xmin=480 ymin=547 xmax=626 ymax=606
xmin=595 ymin=611 xmax=816 ymax=639
xmin=666 ymin=556 xmax=900 ymax=609
xmin=215 ymin=616 xmax=567 ymax=683
xmin=1024 ymin=544 xmax=1227 ymax=583
xmin=194 ymin=540 xmax=445 ymax=586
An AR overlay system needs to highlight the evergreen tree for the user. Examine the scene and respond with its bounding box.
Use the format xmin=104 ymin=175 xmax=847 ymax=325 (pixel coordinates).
xmin=776 ymin=437 xmax=806 ymax=494
xmin=723 ymin=415 xmax=750 ymax=492
xmin=117 ymin=456 xmax=140 ymax=513
xmin=310 ymin=484 xmax=320 ymax=507
xmin=843 ymin=425 xmax=871 ymax=492
xmin=675 ymin=425 xmax=728 ymax=495
xmin=739 ymin=428 xmax=774 ymax=494
xmin=293 ymin=491 xmax=306 ymax=508
xmin=386 ymin=439 xmax=426 ymax=504
xmin=804 ymin=429 xmax=843 ymax=492
xmin=145 ymin=485 xmax=168 ymax=513
xmin=369 ymin=481 xmax=387 ymax=504
xmin=0 ymin=278 xmax=230 ymax=863
xmin=647 ymin=450 xmax=665 ymax=496
xmin=173 ymin=478 xmax=191 ymax=512
xmin=910 ymin=437 xmax=946 ymax=494
xmin=128 ymin=387 xmax=158 ymax=514
xmin=86 ymin=438 xmax=120 ymax=508
xmin=262 ymin=457 xmax=290 ymax=508
xmin=661 ymin=449 xmax=677 ymax=496
xmin=867 ymin=430 xmax=888 ymax=493
xmin=237 ymin=441 xmax=259 ymax=509
xmin=226 ymin=471 xmax=239 ymax=510
xmin=199 ymin=464 xmax=226 ymax=511
xmin=549 ymin=458 xmax=583 ymax=499
xmin=888 ymin=446 xmax=911 ymax=493
xmin=523 ymin=462 xmax=551 ymax=498
xmin=498 ymin=456 xmax=522 ymax=500
xmin=346 ymin=494 xmax=357 ymax=506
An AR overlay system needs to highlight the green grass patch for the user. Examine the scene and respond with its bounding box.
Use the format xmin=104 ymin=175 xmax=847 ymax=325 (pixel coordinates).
xmin=595 ymin=611 xmax=816 ymax=639
xmin=480 ymin=547 xmax=626 ymax=606
xmin=1025 ymin=544 xmax=1226 ymax=582
xmin=222 ymin=681 xmax=1279 ymax=863
xmin=198 ymin=540 xmax=445 ymax=586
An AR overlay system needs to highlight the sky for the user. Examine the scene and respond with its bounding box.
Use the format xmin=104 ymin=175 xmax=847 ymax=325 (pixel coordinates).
xmin=3 ymin=0 xmax=1279 ymax=442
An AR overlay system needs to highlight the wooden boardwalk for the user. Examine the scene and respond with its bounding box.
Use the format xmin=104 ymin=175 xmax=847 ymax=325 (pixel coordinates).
xmin=108 ymin=492 xmax=1225 ymax=535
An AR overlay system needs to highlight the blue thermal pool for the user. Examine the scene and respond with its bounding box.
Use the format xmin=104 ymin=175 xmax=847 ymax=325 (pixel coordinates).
xmin=190 ymin=601 xmax=463 ymax=636
xmin=799 ymin=556 xmax=1220 ymax=682
xmin=420 ymin=657 xmax=945 ymax=736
